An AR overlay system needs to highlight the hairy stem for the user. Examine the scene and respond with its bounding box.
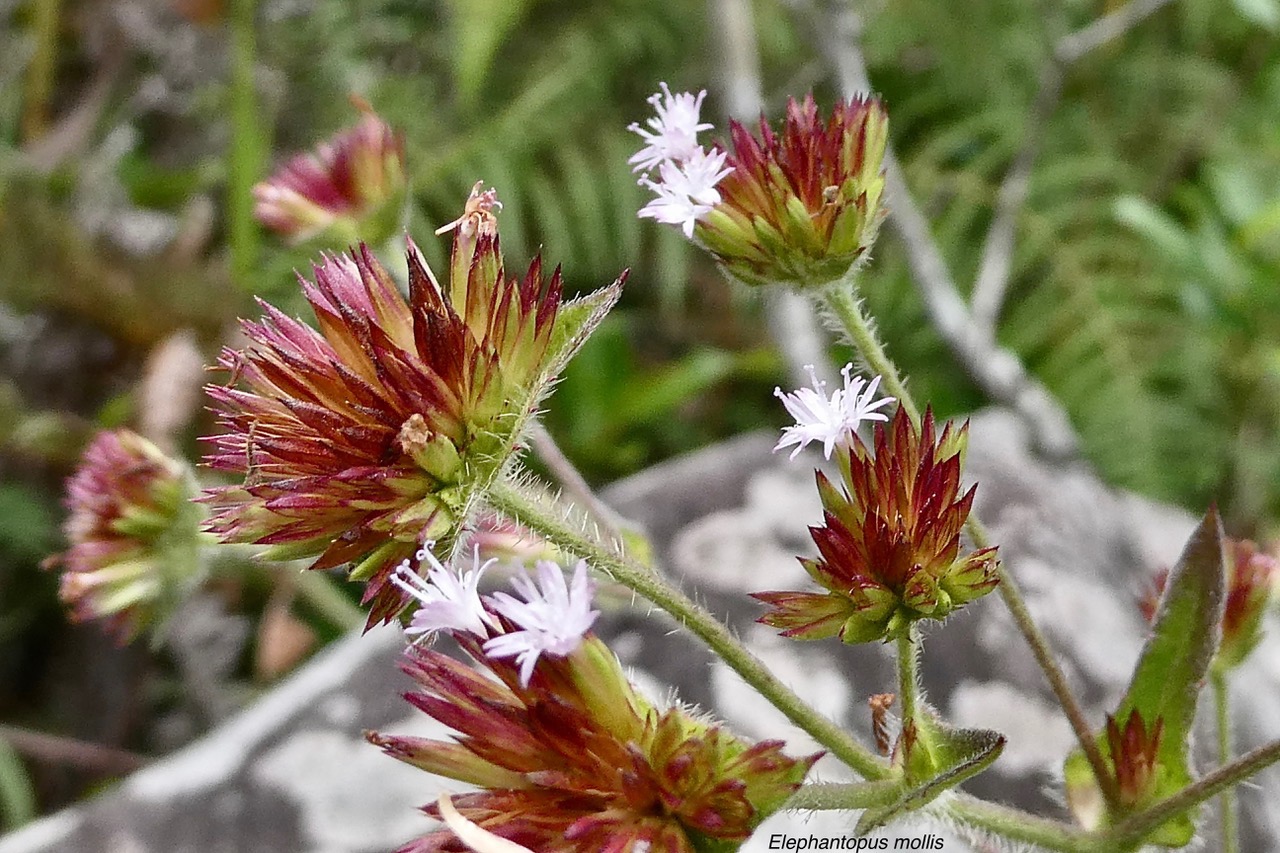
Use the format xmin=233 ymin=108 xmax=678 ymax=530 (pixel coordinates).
xmin=786 ymin=781 xmax=902 ymax=811
xmin=1213 ymin=669 xmax=1238 ymax=853
xmin=487 ymin=477 xmax=890 ymax=780
xmin=947 ymin=793 xmax=1096 ymax=852
xmin=897 ymin=627 xmax=921 ymax=737
xmin=821 ymin=280 xmax=921 ymax=427
xmin=816 ymin=279 xmax=1121 ymax=807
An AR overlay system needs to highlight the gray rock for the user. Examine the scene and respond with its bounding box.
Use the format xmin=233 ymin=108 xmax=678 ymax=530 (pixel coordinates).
xmin=2 ymin=410 xmax=1276 ymax=852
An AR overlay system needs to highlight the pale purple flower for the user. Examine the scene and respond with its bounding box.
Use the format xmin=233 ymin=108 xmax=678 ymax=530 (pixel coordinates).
xmin=628 ymin=83 xmax=714 ymax=174
xmin=483 ymin=560 xmax=599 ymax=687
xmin=773 ymin=364 xmax=895 ymax=460
xmin=391 ymin=543 xmax=498 ymax=640
xmin=638 ymin=148 xmax=733 ymax=238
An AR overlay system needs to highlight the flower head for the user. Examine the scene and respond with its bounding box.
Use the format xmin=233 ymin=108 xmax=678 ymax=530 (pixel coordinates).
xmin=773 ymin=363 xmax=894 ymax=460
xmin=484 ymin=560 xmax=599 ymax=687
xmin=697 ymin=94 xmax=888 ymax=288
xmin=1106 ymin=710 xmax=1164 ymax=810
xmin=628 ymin=83 xmax=714 ymax=174
xmin=393 ymin=543 xmax=498 ymax=640
xmin=253 ymin=102 xmax=406 ymax=245
xmin=754 ymin=408 xmax=999 ymax=643
xmin=204 ymin=188 xmax=623 ymax=625
xmin=1140 ymin=538 xmax=1278 ymax=670
xmin=45 ymin=429 xmax=203 ymax=641
xmin=368 ymin=630 xmax=818 ymax=851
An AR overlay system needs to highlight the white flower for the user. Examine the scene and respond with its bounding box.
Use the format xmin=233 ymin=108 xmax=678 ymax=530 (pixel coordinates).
xmin=390 ymin=543 xmax=498 ymax=640
xmin=627 ymin=83 xmax=714 ymax=174
xmin=638 ymin=147 xmax=733 ymax=238
xmin=773 ymin=364 xmax=895 ymax=460
xmin=483 ymin=560 xmax=599 ymax=687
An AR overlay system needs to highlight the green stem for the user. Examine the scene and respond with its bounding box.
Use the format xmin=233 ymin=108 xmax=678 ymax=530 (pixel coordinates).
xmin=786 ymin=781 xmax=902 ymax=811
xmin=292 ymin=568 xmax=365 ymax=631
xmin=821 ymin=281 xmax=922 ymax=427
xmin=1213 ymin=669 xmax=1238 ymax=853
xmin=1100 ymin=738 xmax=1280 ymax=849
xmin=21 ymin=0 xmax=61 ymax=142
xmin=817 ymin=276 xmax=1121 ymax=809
xmin=487 ymin=478 xmax=891 ymax=780
xmin=896 ymin=627 xmax=921 ymax=736
xmin=947 ymin=793 xmax=1097 ymax=853
xmin=228 ymin=0 xmax=263 ymax=290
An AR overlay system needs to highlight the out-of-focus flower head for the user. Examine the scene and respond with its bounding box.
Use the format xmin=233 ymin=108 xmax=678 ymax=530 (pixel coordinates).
xmin=699 ymin=94 xmax=888 ymax=288
xmin=367 ymin=626 xmax=818 ymax=851
xmin=253 ymin=99 xmax=406 ymax=245
xmin=204 ymin=186 xmax=623 ymax=625
xmin=773 ymin=363 xmax=894 ymax=460
xmin=45 ymin=429 xmax=203 ymax=641
xmin=460 ymin=512 xmax=560 ymax=567
xmin=754 ymin=408 xmax=999 ymax=643
xmin=1139 ymin=538 xmax=1277 ymax=671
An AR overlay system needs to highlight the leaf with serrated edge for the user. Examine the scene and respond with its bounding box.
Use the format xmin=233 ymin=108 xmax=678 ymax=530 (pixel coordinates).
xmin=539 ymin=276 xmax=625 ymax=384
xmin=1063 ymin=507 xmax=1225 ymax=845
xmin=855 ymin=723 xmax=1005 ymax=835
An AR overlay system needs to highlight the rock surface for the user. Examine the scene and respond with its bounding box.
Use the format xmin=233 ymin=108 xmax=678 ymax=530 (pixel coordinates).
xmin=2 ymin=409 xmax=1277 ymax=852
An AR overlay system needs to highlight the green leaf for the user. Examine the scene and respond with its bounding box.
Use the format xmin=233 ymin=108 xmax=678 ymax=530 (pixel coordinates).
xmin=1231 ymin=0 xmax=1280 ymax=30
xmin=540 ymin=277 xmax=625 ymax=385
xmin=0 ymin=737 xmax=36 ymax=830
xmin=446 ymin=0 xmax=537 ymax=103
xmin=1064 ymin=508 xmax=1225 ymax=845
xmin=855 ymin=719 xmax=1005 ymax=835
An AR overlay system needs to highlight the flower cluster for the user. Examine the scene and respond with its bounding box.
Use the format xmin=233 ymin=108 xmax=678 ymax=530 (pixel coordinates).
xmin=773 ymin=363 xmax=894 ymax=460
xmin=369 ymin=553 xmax=816 ymax=851
xmin=204 ymin=187 xmax=622 ymax=624
xmin=45 ymin=429 xmax=203 ymax=641
xmin=1140 ymin=537 xmax=1278 ymax=671
xmin=703 ymin=94 xmax=889 ymax=288
xmin=630 ymin=83 xmax=733 ymax=238
xmin=754 ymin=408 xmax=999 ymax=643
xmin=253 ymin=103 xmax=406 ymax=245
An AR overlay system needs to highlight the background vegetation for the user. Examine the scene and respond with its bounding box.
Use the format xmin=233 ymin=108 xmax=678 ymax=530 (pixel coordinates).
xmin=1 ymin=0 xmax=1278 ymax=830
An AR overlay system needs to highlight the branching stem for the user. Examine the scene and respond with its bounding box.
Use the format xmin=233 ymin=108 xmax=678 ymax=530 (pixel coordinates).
xmin=487 ymin=477 xmax=890 ymax=780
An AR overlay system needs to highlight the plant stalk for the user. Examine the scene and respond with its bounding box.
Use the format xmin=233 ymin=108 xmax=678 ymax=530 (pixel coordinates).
xmin=821 ymin=282 xmax=921 ymax=427
xmin=816 ymin=274 xmax=1121 ymax=808
xmin=947 ymin=793 xmax=1097 ymax=852
xmin=786 ymin=781 xmax=903 ymax=811
xmin=228 ymin=0 xmax=263 ymax=290
xmin=486 ymin=477 xmax=890 ymax=780
xmin=896 ymin=627 xmax=921 ymax=736
xmin=1212 ymin=669 xmax=1238 ymax=853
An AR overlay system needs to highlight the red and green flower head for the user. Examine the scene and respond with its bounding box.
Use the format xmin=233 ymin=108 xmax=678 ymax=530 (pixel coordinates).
xmin=754 ymin=408 xmax=999 ymax=643
xmin=631 ymin=88 xmax=888 ymax=289
xmin=1138 ymin=538 xmax=1277 ymax=671
xmin=253 ymin=100 xmax=407 ymax=245
xmin=45 ymin=429 xmax=203 ymax=641
xmin=368 ymin=602 xmax=818 ymax=851
xmin=1105 ymin=710 xmax=1165 ymax=811
xmin=203 ymin=187 xmax=622 ymax=624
